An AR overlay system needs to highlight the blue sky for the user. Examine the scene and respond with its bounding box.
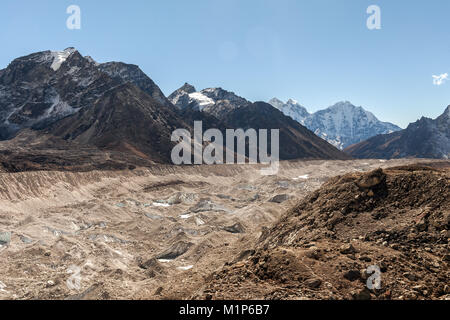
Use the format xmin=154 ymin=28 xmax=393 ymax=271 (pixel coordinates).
xmin=1 ymin=0 xmax=449 ymax=128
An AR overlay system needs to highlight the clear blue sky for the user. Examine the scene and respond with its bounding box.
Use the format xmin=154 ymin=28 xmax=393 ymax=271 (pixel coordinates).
xmin=1 ymin=0 xmax=449 ymax=128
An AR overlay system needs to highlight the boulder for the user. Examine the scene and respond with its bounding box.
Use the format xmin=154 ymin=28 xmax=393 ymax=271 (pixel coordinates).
xmin=223 ymin=223 xmax=245 ymax=234
xmin=0 ymin=232 xmax=11 ymax=245
xmin=269 ymin=194 xmax=290 ymax=204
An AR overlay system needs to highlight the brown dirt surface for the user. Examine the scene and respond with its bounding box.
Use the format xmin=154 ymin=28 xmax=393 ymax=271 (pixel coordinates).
xmin=196 ymin=164 xmax=450 ymax=300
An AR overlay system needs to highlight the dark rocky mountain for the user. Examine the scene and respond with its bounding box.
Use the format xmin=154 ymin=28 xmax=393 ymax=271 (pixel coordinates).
xmin=222 ymin=102 xmax=350 ymax=160
xmin=345 ymin=106 xmax=450 ymax=159
xmin=99 ymin=62 xmax=174 ymax=108
xmin=0 ymin=48 xmax=189 ymax=163
xmin=0 ymin=48 xmax=116 ymax=139
xmin=0 ymin=49 xmax=351 ymax=168
xmin=45 ymin=82 xmax=188 ymax=163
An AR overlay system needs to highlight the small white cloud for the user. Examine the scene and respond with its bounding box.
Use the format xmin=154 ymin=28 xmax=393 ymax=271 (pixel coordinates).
xmin=432 ymin=73 xmax=448 ymax=86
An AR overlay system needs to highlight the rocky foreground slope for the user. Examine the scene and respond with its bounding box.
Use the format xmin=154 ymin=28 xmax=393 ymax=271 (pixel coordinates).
xmin=0 ymin=159 xmax=429 ymax=300
xmin=196 ymin=164 xmax=450 ymax=300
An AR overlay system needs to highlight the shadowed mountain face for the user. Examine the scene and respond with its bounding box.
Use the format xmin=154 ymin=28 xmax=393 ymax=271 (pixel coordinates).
xmin=45 ymin=83 xmax=188 ymax=163
xmin=345 ymin=106 xmax=450 ymax=159
xmin=0 ymin=48 xmax=190 ymax=163
xmin=221 ymin=102 xmax=351 ymax=160
xmin=0 ymin=48 xmax=118 ymax=139
xmin=98 ymin=62 xmax=174 ymax=109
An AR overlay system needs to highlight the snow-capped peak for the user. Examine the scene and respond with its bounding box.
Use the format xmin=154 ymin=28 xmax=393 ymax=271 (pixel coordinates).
xmin=168 ymin=85 xmax=250 ymax=117
xmin=268 ymin=98 xmax=285 ymax=110
xmin=268 ymin=98 xmax=310 ymax=124
xmin=269 ymin=98 xmax=402 ymax=150
xmin=328 ymin=101 xmax=378 ymax=123
xmin=50 ymin=48 xmax=76 ymax=71
xmin=305 ymin=102 xmax=401 ymax=149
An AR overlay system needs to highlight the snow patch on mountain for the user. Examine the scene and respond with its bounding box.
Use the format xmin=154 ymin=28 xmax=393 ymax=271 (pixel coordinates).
xmin=44 ymin=93 xmax=79 ymax=120
xmin=269 ymin=98 xmax=309 ymax=125
xmin=188 ymin=92 xmax=215 ymax=111
xmin=98 ymin=62 xmax=172 ymax=107
xmin=50 ymin=48 xmax=76 ymax=71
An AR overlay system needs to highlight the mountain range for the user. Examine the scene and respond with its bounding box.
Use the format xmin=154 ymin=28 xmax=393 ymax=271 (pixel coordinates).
xmin=0 ymin=48 xmax=349 ymax=170
xmin=268 ymin=99 xmax=402 ymax=150
xmin=345 ymin=106 xmax=450 ymax=159
xmin=168 ymin=83 xmax=251 ymax=119
xmin=1 ymin=48 xmax=447 ymax=168
xmin=168 ymin=84 xmax=348 ymax=160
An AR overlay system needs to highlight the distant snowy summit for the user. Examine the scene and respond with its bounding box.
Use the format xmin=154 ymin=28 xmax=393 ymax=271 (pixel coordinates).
xmin=268 ymin=98 xmax=310 ymax=125
xmin=170 ymin=88 xmax=401 ymax=150
xmin=268 ymin=99 xmax=401 ymax=150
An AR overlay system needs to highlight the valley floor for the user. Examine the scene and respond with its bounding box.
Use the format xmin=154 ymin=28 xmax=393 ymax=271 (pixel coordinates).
xmin=0 ymin=159 xmax=445 ymax=300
